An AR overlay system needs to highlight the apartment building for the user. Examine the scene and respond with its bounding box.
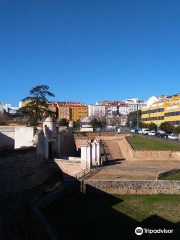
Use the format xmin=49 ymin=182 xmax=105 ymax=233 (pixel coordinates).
xmin=89 ymin=101 xmax=129 ymax=117
xmin=123 ymin=98 xmax=147 ymax=112
xmin=3 ymin=104 xmax=19 ymax=116
xmin=0 ymin=102 xmax=3 ymax=113
xmin=88 ymin=102 xmax=106 ymax=117
xmin=57 ymin=102 xmax=87 ymax=121
xmin=106 ymin=104 xmax=129 ymax=116
xmin=141 ymin=94 xmax=180 ymax=126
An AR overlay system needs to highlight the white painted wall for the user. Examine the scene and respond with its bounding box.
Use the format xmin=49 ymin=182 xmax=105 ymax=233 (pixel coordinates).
xmin=15 ymin=126 xmax=35 ymax=149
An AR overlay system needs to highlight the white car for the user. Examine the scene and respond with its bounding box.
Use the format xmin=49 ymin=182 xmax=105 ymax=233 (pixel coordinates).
xmin=138 ymin=130 xmax=143 ymax=134
xmin=168 ymin=134 xmax=178 ymax=140
xmin=131 ymin=129 xmax=136 ymax=133
xmin=143 ymin=130 xmax=151 ymax=135
xmin=148 ymin=131 xmax=156 ymax=136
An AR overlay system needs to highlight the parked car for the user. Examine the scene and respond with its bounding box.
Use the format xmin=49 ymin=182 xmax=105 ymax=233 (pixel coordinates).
xmin=148 ymin=131 xmax=156 ymax=136
xmin=156 ymin=132 xmax=161 ymax=137
xmin=156 ymin=132 xmax=167 ymax=138
xmin=131 ymin=129 xmax=136 ymax=133
xmin=143 ymin=130 xmax=151 ymax=135
xmin=138 ymin=130 xmax=143 ymax=134
xmin=168 ymin=134 xmax=178 ymax=140
xmin=141 ymin=128 xmax=150 ymax=134
xmin=160 ymin=133 xmax=169 ymax=139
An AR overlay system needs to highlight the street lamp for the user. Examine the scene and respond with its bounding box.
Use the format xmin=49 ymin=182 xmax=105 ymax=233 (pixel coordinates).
xmin=136 ymin=102 xmax=139 ymax=130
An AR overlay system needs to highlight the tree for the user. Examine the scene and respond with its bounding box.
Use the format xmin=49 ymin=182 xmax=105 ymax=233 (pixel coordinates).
xmin=138 ymin=122 xmax=148 ymax=129
xmin=127 ymin=110 xmax=141 ymax=128
xmin=74 ymin=120 xmax=81 ymax=129
xmin=59 ymin=118 xmax=68 ymax=126
xmin=160 ymin=122 xmax=175 ymax=133
xmin=0 ymin=112 xmax=9 ymax=125
xmin=98 ymin=116 xmax=106 ymax=128
xmin=173 ymin=126 xmax=180 ymax=134
xmin=18 ymin=85 xmax=55 ymax=126
xmin=148 ymin=122 xmax=157 ymax=131
xmin=90 ymin=118 xmax=101 ymax=128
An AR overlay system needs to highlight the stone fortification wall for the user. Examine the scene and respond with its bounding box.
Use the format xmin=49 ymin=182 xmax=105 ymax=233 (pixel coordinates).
xmin=83 ymin=180 xmax=180 ymax=195
xmin=0 ymin=148 xmax=48 ymax=202
xmin=156 ymin=168 xmax=180 ymax=180
xmin=0 ymin=126 xmax=15 ymax=149
xmin=59 ymin=128 xmax=77 ymax=157
xmin=47 ymin=158 xmax=85 ymax=179
xmin=64 ymin=180 xmax=180 ymax=195
xmin=118 ymin=137 xmax=180 ymax=160
xmin=74 ymin=133 xmax=131 ymax=149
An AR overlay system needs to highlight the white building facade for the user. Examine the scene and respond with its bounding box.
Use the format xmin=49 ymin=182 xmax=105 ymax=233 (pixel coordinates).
xmin=88 ymin=103 xmax=106 ymax=117
xmin=3 ymin=104 xmax=19 ymax=116
xmin=123 ymin=98 xmax=147 ymax=112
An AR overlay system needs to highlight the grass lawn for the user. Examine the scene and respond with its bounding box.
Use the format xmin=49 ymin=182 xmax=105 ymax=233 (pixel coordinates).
xmin=126 ymin=135 xmax=180 ymax=151
xmin=160 ymin=172 xmax=180 ymax=180
xmin=42 ymin=194 xmax=180 ymax=239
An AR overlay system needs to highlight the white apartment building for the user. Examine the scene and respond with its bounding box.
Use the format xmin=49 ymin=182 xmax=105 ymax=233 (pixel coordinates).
xmin=106 ymin=105 xmax=129 ymax=116
xmin=88 ymin=103 xmax=106 ymax=117
xmin=89 ymin=102 xmax=130 ymax=117
xmin=123 ymin=98 xmax=147 ymax=112
xmin=3 ymin=104 xmax=19 ymax=115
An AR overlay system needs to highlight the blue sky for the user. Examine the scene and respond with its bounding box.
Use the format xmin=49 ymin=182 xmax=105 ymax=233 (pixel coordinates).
xmin=1 ymin=0 xmax=180 ymax=106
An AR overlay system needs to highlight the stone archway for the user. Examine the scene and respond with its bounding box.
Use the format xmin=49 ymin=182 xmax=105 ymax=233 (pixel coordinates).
xmin=48 ymin=141 xmax=56 ymax=158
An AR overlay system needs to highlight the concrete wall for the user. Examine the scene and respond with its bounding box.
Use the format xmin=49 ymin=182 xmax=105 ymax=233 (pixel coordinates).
xmin=0 ymin=126 xmax=15 ymax=149
xmin=118 ymin=137 xmax=180 ymax=160
xmin=0 ymin=148 xmax=48 ymax=202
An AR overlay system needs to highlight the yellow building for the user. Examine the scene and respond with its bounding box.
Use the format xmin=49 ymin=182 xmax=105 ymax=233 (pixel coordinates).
xmin=68 ymin=104 xmax=88 ymax=121
xmin=20 ymin=100 xmax=88 ymax=121
xmin=141 ymin=94 xmax=180 ymax=126
xmin=57 ymin=102 xmax=88 ymax=121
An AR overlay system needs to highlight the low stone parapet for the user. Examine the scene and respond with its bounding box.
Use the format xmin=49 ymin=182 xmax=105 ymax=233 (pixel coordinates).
xmin=118 ymin=137 xmax=180 ymax=160
xmin=156 ymin=168 xmax=180 ymax=180
xmin=83 ymin=180 xmax=180 ymax=195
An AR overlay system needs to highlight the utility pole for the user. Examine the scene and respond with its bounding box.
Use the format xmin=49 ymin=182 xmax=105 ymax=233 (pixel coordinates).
xmin=136 ymin=102 xmax=139 ymax=130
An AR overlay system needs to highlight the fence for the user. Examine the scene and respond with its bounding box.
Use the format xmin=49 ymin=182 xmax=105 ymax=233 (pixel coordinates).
xmin=73 ymin=167 xmax=91 ymax=179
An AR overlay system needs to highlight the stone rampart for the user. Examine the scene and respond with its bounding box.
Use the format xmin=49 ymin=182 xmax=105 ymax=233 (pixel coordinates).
xmin=0 ymin=147 xmax=48 ymax=202
xmin=74 ymin=133 xmax=131 ymax=148
xmin=0 ymin=126 xmax=15 ymax=149
xmin=156 ymin=168 xmax=180 ymax=180
xmin=63 ymin=179 xmax=180 ymax=195
xmin=118 ymin=137 xmax=180 ymax=160
xmin=48 ymin=158 xmax=84 ymax=179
